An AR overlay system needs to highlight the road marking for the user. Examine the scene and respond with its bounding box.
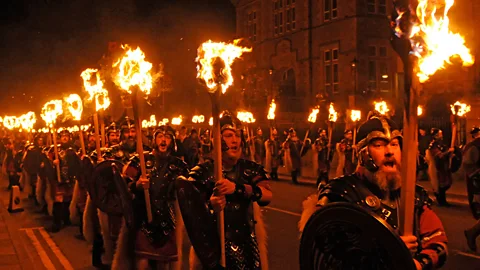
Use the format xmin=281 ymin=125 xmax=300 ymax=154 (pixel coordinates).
xmin=453 ymin=250 xmax=480 ymax=260
xmin=265 ymin=206 xmax=301 ymax=217
xmin=19 ymin=227 xmax=44 ymax=230
xmin=24 ymin=229 xmax=56 ymax=270
xmin=39 ymin=228 xmax=74 ymax=270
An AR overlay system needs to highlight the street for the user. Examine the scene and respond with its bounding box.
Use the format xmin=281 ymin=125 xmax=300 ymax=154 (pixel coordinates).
xmin=1 ymin=179 xmax=480 ymax=270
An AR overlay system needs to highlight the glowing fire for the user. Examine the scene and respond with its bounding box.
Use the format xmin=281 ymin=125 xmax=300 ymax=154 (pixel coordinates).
xmin=18 ymin=112 xmax=36 ymax=131
xmin=396 ymin=0 xmax=474 ymax=82
xmin=142 ymin=115 xmax=157 ymax=128
xmin=157 ymin=118 xmax=169 ymax=126
xmin=209 ymin=117 xmax=213 ymax=126
xmin=307 ymin=107 xmax=320 ymax=123
xmin=172 ymin=116 xmax=183 ymax=125
xmin=3 ymin=116 xmax=18 ymax=130
xmin=81 ymin=68 xmax=111 ymax=111
xmin=113 ymin=45 xmax=158 ymax=95
xmin=351 ymin=110 xmax=361 ymax=122
xmin=65 ymin=94 xmax=83 ymax=121
xmin=374 ymin=101 xmax=389 ymax=115
xmin=417 ymin=105 xmax=424 ymax=116
xmin=196 ymin=40 xmax=252 ymax=93
xmin=237 ymin=111 xmax=256 ymax=123
xmin=41 ymin=100 xmax=63 ymax=126
xmin=450 ymin=101 xmax=470 ymax=117
xmin=192 ymin=115 xmax=205 ymax=124
xmin=328 ymin=103 xmax=337 ymax=122
xmin=267 ymin=99 xmax=276 ymax=120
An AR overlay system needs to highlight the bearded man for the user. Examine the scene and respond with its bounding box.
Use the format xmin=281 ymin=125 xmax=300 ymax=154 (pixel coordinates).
xmin=299 ymin=115 xmax=448 ymax=270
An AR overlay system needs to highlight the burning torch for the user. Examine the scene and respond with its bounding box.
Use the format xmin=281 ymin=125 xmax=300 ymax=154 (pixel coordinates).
xmin=237 ymin=111 xmax=256 ymax=161
xmin=65 ymin=94 xmax=86 ymax=156
xmin=113 ymin=45 xmax=160 ymax=223
xmin=300 ymin=107 xmax=319 ymax=156
xmin=197 ymin=39 xmax=251 ymax=267
xmin=391 ymin=0 xmax=474 ymax=238
xmin=326 ymin=103 xmax=337 ymax=159
xmin=449 ymin=101 xmax=470 ymax=169
xmin=374 ymin=101 xmax=390 ymax=116
xmin=350 ymin=110 xmax=361 ymax=163
xmin=40 ymin=100 xmax=64 ymax=183
xmin=267 ymin=99 xmax=276 ymax=138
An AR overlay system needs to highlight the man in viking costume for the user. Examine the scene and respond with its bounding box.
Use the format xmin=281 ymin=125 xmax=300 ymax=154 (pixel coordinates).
xmin=283 ymin=128 xmax=307 ymax=184
xmin=253 ymin=128 xmax=266 ymax=166
xmin=464 ymin=126 xmax=480 ymax=252
xmin=425 ymin=128 xmax=456 ymax=206
xmin=265 ymin=127 xmax=281 ymax=181
xmin=22 ymin=134 xmax=45 ymax=202
xmin=299 ymin=115 xmax=448 ymax=270
xmin=200 ymin=129 xmax=213 ymax=161
xmin=113 ymin=125 xmax=188 ymax=270
xmin=335 ymin=129 xmax=355 ymax=177
xmin=48 ymin=129 xmax=81 ymax=232
xmin=313 ymin=128 xmax=330 ymax=188
xmin=178 ymin=111 xmax=272 ymax=269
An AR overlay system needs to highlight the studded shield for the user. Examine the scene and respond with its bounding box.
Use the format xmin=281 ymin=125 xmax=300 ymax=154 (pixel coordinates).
xmin=299 ymin=202 xmax=415 ymax=270
xmin=467 ymin=168 xmax=480 ymax=220
xmin=88 ymin=160 xmax=134 ymax=229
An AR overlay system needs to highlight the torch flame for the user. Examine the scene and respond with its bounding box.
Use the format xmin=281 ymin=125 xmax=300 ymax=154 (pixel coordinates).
xmin=196 ymin=40 xmax=252 ymax=93
xmin=328 ymin=103 xmax=337 ymax=122
xmin=209 ymin=117 xmax=213 ymax=126
xmin=308 ymin=107 xmax=320 ymax=123
xmin=450 ymin=101 xmax=470 ymax=117
xmin=3 ymin=116 xmax=18 ymax=130
xmin=397 ymin=0 xmax=474 ymax=82
xmin=192 ymin=115 xmax=205 ymax=124
xmin=81 ymin=68 xmax=111 ymax=111
xmin=113 ymin=45 xmax=158 ymax=95
xmin=237 ymin=111 xmax=256 ymax=123
xmin=65 ymin=94 xmax=83 ymax=121
xmin=142 ymin=115 xmax=157 ymax=128
xmin=18 ymin=112 xmax=37 ymax=131
xmin=417 ymin=105 xmax=424 ymax=116
xmin=374 ymin=101 xmax=390 ymax=116
xmin=172 ymin=116 xmax=183 ymax=126
xmin=267 ymin=99 xmax=276 ymax=120
xmin=351 ymin=110 xmax=361 ymax=122
xmin=41 ymin=100 xmax=63 ymax=126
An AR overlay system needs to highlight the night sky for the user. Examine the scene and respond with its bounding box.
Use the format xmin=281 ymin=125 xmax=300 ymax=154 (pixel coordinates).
xmin=0 ymin=0 xmax=236 ymax=117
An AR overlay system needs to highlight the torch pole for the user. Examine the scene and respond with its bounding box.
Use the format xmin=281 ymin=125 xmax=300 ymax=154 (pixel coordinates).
xmin=51 ymin=127 xmax=62 ymax=182
xmin=209 ymin=89 xmax=226 ymax=267
xmin=78 ymin=129 xmax=86 ymax=156
xmin=352 ymin=123 xmax=357 ymax=163
xmin=300 ymin=126 xmax=310 ymax=156
xmin=131 ymin=87 xmax=153 ymax=223
xmin=100 ymin=110 xmax=106 ymax=148
xmin=327 ymin=122 xmax=334 ymax=158
xmin=93 ymin=112 xmax=102 ymax=158
xmin=448 ymin=113 xmax=458 ymax=169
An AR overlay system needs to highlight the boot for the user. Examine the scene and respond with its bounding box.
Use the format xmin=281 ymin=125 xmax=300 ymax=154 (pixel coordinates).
xmin=92 ymin=233 xmax=106 ymax=268
xmin=75 ymin=208 xmax=85 ymax=240
xmin=438 ymin=189 xmax=451 ymax=207
xmin=291 ymin=170 xmax=298 ymax=184
xmin=465 ymin=220 xmax=480 ymax=252
xmin=51 ymin=202 xmax=62 ymax=233
xmin=63 ymin=202 xmax=71 ymax=226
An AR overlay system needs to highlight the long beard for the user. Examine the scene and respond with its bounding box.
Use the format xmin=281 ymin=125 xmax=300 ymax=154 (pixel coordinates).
xmin=372 ymin=166 xmax=402 ymax=192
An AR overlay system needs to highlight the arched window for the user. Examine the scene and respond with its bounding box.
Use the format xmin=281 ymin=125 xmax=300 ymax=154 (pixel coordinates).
xmin=280 ymin=68 xmax=296 ymax=96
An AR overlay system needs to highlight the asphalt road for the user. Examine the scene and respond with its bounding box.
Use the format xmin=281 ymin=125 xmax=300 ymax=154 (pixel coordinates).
xmin=1 ymin=180 xmax=480 ymax=270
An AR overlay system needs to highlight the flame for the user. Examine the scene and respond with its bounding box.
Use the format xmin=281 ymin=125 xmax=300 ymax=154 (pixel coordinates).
xmin=374 ymin=101 xmax=390 ymax=115
xmin=113 ymin=45 xmax=157 ymax=95
xmin=3 ymin=116 xmax=18 ymax=130
xmin=18 ymin=112 xmax=37 ymax=131
xmin=81 ymin=68 xmax=111 ymax=111
xmin=209 ymin=117 xmax=213 ymax=126
xmin=192 ymin=115 xmax=205 ymax=124
xmin=237 ymin=111 xmax=256 ymax=123
xmin=328 ymin=103 xmax=337 ymax=122
xmin=142 ymin=115 xmax=157 ymax=128
xmin=417 ymin=105 xmax=424 ymax=116
xmin=172 ymin=116 xmax=183 ymax=125
xmin=307 ymin=107 xmax=320 ymax=123
xmin=450 ymin=101 xmax=470 ymax=116
xmin=65 ymin=94 xmax=83 ymax=121
xmin=41 ymin=100 xmax=63 ymax=127
xmin=351 ymin=110 xmax=361 ymax=122
xmin=0 ymin=116 xmax=3 ymax=123
xmin=397 ymin=0 xmax=474 ymax=82
xmin=267 ymin=99 xmax=276 ymax=120
xmin=196 ymin=40 xmax=252 ymax=93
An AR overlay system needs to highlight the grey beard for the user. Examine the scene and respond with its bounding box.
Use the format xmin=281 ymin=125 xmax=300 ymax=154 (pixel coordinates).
xmin=372 ymin=170 xmax=402 ymax=192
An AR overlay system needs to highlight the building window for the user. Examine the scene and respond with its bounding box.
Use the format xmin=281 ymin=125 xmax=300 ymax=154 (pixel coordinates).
xmin=379 ymin=62 xmax=389 ymax=92
xmin=324 ymin=48 xmax=339 ymax=94
xmin=247 ymin=11 xmax=257 ymax=41
xmin=324 ymin=0 xmax=338 ymax=22
xmin=368 ymin=0 xmax=387 ymax=15
xmin=368 ymin=45 xmax=390 ymax=92
xmin=274 ymin=0 xmax=295 ymax=36
xmin=368 ymin=60 xmax=377 ymax=91
xmin=379 ymin=46 xmax=387 ymax=57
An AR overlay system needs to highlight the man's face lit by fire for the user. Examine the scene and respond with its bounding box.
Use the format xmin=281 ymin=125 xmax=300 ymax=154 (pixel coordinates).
xmin=222 ymin=129 xmax=242 ymax=161
xmin=155 ymin=132 xmax=172 ymax=153
xmin=37 ymin=138 xmax=44 ymax=146
xmin=127 ymin=128 xmax=136 ymax=145
xmin=257 ymin=129 xmax=263 ymax=136
xmin=108 ymin=132 xmax=120 ymax=145
xmin=435 ymin=130 xmax=444 ymax=141
xmin=367 ymin=138 xmax=402 ymax=192
xmin=60 ymin=134 xmax=70 ymax=144
xmin=320 ymin=130 xmax=327 ymax=137
xmin=345 ymin=132 xmax=353 ymax=140
xmin=88 ymin=135 xmax=96 ymax=148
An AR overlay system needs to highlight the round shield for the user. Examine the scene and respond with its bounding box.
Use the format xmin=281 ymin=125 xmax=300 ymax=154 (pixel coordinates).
xmin=23 ymin=147 xmax=42 ymax=175
xmin=466 ymin=169 xmax=480 ymax=220
xmin=79 ymin=156 xmax=94 ymax=189
xmin=450 ymin=148 xmax=463 ymax=173
xmin=88 ymin=160 xmax=134 ymax=229
xmin=63 ymin=148 xmax=82 ymax=181
xmin=299 ymin=202 xmax=415 ymax=270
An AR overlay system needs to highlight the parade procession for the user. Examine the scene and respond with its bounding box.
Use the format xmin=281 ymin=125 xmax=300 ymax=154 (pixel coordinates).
xmin=1 ymin=0 xmax=480 ymax=269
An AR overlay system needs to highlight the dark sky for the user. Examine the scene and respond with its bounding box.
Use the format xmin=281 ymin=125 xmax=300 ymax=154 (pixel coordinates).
xmin=0 ymin=0 xmax=236 ymax=118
